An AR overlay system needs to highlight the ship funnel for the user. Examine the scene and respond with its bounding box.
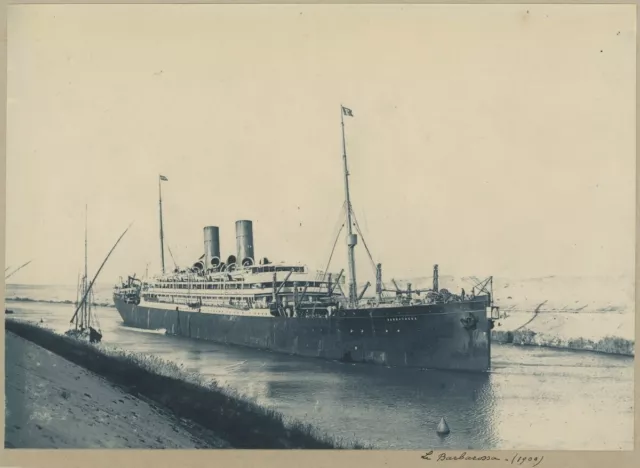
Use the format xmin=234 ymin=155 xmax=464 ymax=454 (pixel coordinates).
xmin=235 ymin=220 xmax=255 ymax=267
xmin=192 ymin=254 xmax=206 ymax=271
xmin=203 ymin=226 xmax=221 ymax=270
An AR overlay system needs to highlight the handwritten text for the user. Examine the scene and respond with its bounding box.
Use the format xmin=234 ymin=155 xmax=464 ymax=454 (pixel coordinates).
xmin=421 ymin=451 xmax=544 ymax=467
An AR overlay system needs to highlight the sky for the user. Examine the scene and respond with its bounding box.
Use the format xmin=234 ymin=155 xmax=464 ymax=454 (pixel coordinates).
xmin=4 ymin=3 xmax=636 ymax=288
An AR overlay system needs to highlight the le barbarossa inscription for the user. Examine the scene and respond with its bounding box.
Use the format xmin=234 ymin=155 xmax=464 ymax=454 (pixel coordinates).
xmin=421 ymin=451 xmax=544 ymax=467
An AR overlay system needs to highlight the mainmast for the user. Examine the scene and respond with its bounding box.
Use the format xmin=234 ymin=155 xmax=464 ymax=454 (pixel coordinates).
xmin=159 ymin=175 xmax=168 ymax=274
xmin=340 ymin=105 xmax=358 ymax=306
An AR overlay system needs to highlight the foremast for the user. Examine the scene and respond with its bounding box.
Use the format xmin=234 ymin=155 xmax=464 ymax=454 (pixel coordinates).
xmin=159 ymin=174 xmax=168 ymax=274
xmin=340 ymin=105 xmax=358 ymax=307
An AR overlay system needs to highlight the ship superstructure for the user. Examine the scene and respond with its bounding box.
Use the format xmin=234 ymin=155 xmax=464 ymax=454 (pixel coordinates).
xmin=118 ymin=220 xmax=346 ymax=318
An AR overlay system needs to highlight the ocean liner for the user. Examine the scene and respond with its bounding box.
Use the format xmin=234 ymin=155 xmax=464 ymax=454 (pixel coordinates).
xmin=114 ymin=106 xmax=499 ymax=372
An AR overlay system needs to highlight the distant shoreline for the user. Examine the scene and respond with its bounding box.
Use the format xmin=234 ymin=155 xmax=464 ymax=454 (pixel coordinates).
xmin=5 ymin=297 xmax=116 ymax=309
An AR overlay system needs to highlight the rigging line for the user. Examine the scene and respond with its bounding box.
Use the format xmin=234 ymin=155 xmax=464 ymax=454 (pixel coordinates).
xmin=320 ymin=201 xmax=347 ymax=279
xmin=321 ymin=222 xmax=345 ymax=284
xmin=350 ymin=208 xmax=378 ymax=275
xmin=327 ymin=201 xmax=347 ymax=251
xmin=330 ymin=201 xmax=347 ymax=249
xmin=167 ymin=245 xmax=178 ymax=270
xmin=335 ymin=282 xmax=348 ymax=300
xmin=350 ymin=209 xmax=375 ymax=270
xmin=350 ymin=214 xmax=391 ymax=296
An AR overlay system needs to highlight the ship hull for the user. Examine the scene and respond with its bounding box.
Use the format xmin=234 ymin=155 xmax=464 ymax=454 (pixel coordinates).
xmin=113 ymin=297 xmax=492 ymax=372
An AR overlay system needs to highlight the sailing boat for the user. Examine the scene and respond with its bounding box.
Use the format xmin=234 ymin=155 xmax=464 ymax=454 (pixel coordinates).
xmin=66 ymin=206 xmax=103 ymax=343
xmin=67 ymin=211 xmax=134 ymax=344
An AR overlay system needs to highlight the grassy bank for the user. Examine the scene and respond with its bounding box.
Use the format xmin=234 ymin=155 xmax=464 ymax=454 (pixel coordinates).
xmin=5 ymin=318 xmax=366 ymax=449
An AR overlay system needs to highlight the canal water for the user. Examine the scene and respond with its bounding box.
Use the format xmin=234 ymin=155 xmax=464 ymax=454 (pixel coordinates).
xmin=4 ymin=300 xmax=634 ymax=450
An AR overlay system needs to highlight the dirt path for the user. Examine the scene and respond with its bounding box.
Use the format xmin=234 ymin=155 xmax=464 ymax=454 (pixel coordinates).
xmin=5 ymin=331 xmax=229 ymax=448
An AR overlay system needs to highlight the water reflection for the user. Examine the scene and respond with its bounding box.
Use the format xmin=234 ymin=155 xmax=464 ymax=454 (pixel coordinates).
xmin=187 ymin=347 xmax=202 ymax=363
xmin=168 ymin=339 xmax=498 ymax=449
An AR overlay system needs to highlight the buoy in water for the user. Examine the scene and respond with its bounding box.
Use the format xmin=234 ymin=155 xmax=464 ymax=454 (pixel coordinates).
xmin=436 ymin=417 xmax=450 ymax=436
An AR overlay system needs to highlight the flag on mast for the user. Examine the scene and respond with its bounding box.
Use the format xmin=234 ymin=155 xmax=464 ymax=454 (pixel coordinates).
xmin=342 ymin=106 xmax=354 ymax=117
xmin=159 ymin=175 xmax=168 ymax=181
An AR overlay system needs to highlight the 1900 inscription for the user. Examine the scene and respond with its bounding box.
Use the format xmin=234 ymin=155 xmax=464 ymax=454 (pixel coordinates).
xmin=421 ymin=451 xmax=544 ymax=466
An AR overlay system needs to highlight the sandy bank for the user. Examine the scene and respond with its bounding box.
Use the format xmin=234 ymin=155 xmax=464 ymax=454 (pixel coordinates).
xmin=5 ymin=319 xmax=358 ymax=449
xmin=491 ymin=312 xmax=634 ymax=356
xmin=391 ymin=274 xmax=635 ymax=356
xmin=5 ymin=331 xmax=229 ymax=448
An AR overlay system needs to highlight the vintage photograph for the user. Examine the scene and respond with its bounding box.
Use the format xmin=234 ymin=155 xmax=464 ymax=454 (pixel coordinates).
xmin=4 ymin=3 xmax=635 ymax=451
